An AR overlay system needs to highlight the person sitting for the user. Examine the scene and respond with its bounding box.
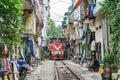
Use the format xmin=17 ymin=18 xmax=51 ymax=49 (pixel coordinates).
xmin=90 ymin=58 xmax=100 ymax=72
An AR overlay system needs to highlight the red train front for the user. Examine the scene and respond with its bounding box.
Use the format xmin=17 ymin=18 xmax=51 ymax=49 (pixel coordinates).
xmin=49 ymin=38 xmax=66 ymax=60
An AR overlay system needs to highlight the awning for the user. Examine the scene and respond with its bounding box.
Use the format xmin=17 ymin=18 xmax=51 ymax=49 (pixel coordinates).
xmin=69 ymin=0 xmax=83 ymax=15
xmin=73 ymin=0 xmax=83 ymax=11
xmin=68 ymin=4 xmax=73 ymax=14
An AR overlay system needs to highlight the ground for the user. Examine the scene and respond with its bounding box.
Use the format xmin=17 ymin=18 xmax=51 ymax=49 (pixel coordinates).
xmin=25 ymin=60 xmax=118 ymax=80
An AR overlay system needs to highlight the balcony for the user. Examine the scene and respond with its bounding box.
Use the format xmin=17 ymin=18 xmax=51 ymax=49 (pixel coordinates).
xmin=62 ymin=20 xmax=67 ymax=28
xmin=69 ymin=20 xmax=74 ymax=25
xmin=93 ymin=0 xmax=104 ymax=16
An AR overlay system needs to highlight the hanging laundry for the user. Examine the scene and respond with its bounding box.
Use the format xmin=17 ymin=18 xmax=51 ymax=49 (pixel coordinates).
xmin=38 ymin=37 xmax=42 ymax=46
xmin=91 ymin=40 xmax=96 ymax=51
xmin=12 ymin=60 xmax=19 ymax=80
xmin=39 ymin=19 xmax=44 ymax=28
xmin=32 ymin=40 xmax=37 ymax=56
xmin=34 ymin=0 xmax=41 ymax=9
xmin=6 ymin=59 xmax=11 ymax=73
xmin=87 ymin=34 xmax=91 ymax=44
xmin=78 ymin=29 xmax=83 ymax=38
xmin=2 ymin=44 xmax=8 ymax=56
xmin=90 ymin=32 xmax=95 ymax=44
xmin=25 ymin=37 xmax=35 ymax=57
xmin=0 ymin=58 xmax=8 ymax=75
xmin=0 ymin=59 xmax=4 ymax=70
xmin=11 ymin=60 xmax=19 ymax=74
xmin=88 ymin=4 xmax=96 ymax=20
xmin=19 ymin=48 xmax=25 ymax=60
xmin=89 ymin=33 xmax=92 ymax=44
xmin=3 ymin=58 xmax=11 ymax=73
xmin=98 ymin=43 xmax=101 ymax=53
xmin=82 ymin=30 xmax=86 ymax=38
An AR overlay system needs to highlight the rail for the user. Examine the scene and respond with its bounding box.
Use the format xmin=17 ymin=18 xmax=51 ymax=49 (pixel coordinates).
xmin=55 ymin=60 xmax=81 ymax=80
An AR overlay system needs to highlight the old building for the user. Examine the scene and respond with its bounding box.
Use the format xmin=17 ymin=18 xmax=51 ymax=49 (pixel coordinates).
xmin=42 ymin=0 xmax=50 ymax=47
xmin=23 ymin=0 xmax=42 ymax=63
xmin=63 ymin=0 xmax=109 ymax=65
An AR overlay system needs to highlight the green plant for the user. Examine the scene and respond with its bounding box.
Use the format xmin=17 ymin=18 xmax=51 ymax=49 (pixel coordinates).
xmin=41 ymin=47 xmax=49 ymax=60
xmin=100 ymin=0 xmax=120 ymax=70
xmin=80 ymin=43 xmax=86 ymax=50
xmin=48 ymin=18 xmax=63 ymax=38
xmin=118 ymin=64 xmax=120 ymax=69
xmin=0 ymin=0 xmax=25 ymax=46
xmin=103 ymin=54 xmax=114 ymax=65
xmin=103 ymin=47 xmax=118 ymax=73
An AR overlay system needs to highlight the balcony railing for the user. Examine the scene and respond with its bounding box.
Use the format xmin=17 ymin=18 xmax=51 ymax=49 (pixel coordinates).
xmin=93 ymin=0 xmax=104 ymax=16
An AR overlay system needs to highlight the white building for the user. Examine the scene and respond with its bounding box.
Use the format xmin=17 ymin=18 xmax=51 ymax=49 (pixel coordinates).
xmin=93 ymin=0 xmax=108 ymax=61
xmin=42 ymin=0 xmax=50 ymax=46
xmin=71 ymin=0 xmax=108 ymax=62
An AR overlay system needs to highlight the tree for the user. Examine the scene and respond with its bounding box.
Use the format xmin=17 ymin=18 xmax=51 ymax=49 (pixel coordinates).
xmin=101 ymin=0 xmax=120 ymax=70
xmin=0 ymin=0 xmax=25 ymax=46
xmin=47 ymin=18 xmax=63 ymax=38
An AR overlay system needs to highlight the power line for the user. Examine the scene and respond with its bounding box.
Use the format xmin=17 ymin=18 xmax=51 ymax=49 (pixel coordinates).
xmin=50 ymin=10 xmax=67 ymax=18
xmin=51 ymin=17 xmax=63 ymax=21
xmin=60 ymin=0 xmax=71 ymax=4
xmin=50 ymin=11 xmax=64 ymax=17
xmin=52 ymin=18 xmax=62 ymax=21
xmin=50 ymin=1 xmax=60 ymax=5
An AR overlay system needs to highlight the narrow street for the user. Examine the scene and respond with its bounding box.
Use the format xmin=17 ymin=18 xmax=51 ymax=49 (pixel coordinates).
xmin=25 ymin=60 xmax=102 ymax=80
xmin=0 ymin=0 xmax=120 ymax=80
xmin=25 ymin=60 xmax=55 ymax=80
xmin=55 ymin=61 xmax=80 ymax=80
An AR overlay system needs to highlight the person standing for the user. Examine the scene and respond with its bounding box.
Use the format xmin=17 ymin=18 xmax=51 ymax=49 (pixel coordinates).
xmin=91 ymin=40 xmax=96 ymax=61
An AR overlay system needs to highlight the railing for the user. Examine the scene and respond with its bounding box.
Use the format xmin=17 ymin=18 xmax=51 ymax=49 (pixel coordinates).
xmin=93 ymin=0 xmax=105 ymax=16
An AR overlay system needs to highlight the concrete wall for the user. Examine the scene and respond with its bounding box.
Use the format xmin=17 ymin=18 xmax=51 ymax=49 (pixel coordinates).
xmin=25 ymin=12 xmax=36 ymax=35
xmin=95 ymin=16 xmax=102 ymax=43
xmin=95 ymin=16 xmax=104 ymax=60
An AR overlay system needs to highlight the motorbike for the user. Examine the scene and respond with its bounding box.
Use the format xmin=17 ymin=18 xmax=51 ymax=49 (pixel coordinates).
xmin=17 ymin=59 xmax=30 ymax=80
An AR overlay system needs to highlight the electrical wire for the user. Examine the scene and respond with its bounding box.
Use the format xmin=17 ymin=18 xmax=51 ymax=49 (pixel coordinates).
xmin=50 ymin=1 xmax=60 ymax=5
xmin=50 ymin=10 xmax=67 ymax=18
xmin=51 ymin=17 xmax=63 ymax=21
xmin=50 ymin=14 xmax=66 ymax=23
xmin=60 ymin=0 xmax=71 ymax=4
xmin=50 ymin=0 xmax=72 ymax=23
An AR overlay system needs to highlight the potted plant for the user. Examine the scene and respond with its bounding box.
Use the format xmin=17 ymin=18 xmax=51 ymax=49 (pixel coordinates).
xmin=101 ymin=54 xmax=113 ymax=80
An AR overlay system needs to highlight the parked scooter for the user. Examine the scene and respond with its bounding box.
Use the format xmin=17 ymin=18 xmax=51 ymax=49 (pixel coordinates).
xmin=17 ymin=59 xmax=30 ymax=80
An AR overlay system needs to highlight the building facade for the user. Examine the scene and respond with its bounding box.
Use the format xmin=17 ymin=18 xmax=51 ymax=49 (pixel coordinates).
xmin=63 ymin=0 xmax=109 ymax=64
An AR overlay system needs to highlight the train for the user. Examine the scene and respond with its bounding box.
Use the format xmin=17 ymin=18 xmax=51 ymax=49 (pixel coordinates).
xmin=49 ymin=38 xmax=66 ymax=60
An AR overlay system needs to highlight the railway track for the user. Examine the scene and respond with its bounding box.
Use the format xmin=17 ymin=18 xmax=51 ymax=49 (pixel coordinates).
xmin=55 ymin=60 xmax=81 ymax=80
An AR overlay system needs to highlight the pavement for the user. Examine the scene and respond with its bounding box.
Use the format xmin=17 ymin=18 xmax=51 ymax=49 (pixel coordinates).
xmin=24 ymin=60 xmax=118 ymax=80
xmin=63 ymin=60 xmax=102 ymax=80
xmin=25 ymin=60 xmax=55 ymax=80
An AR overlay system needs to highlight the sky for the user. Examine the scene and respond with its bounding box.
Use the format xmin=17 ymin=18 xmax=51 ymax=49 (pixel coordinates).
xmin=50 ymin=0 xmax=72 ymax=26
